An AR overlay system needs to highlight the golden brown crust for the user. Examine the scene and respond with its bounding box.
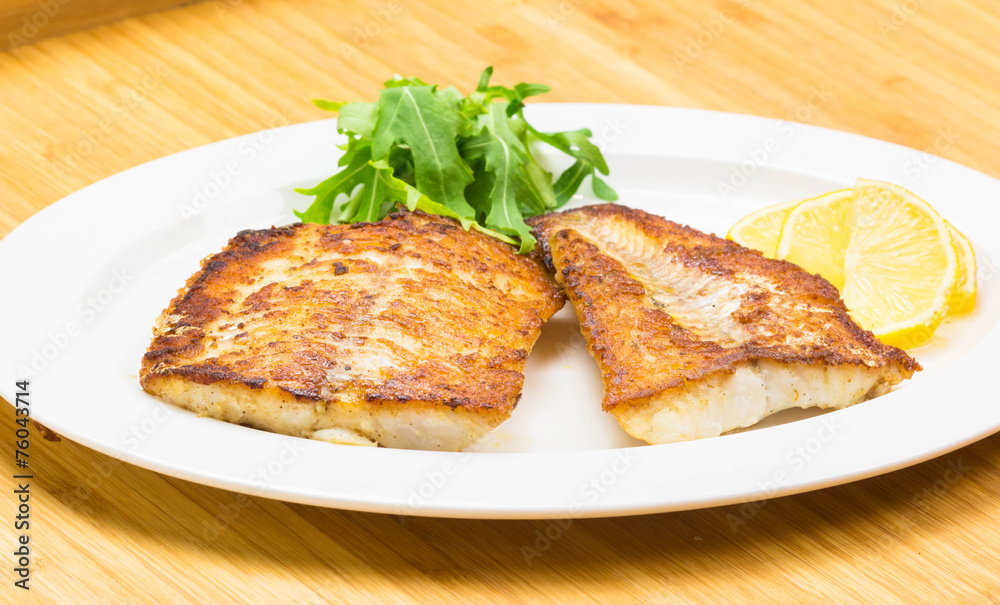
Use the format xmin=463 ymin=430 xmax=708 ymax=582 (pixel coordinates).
xmin=141 ymin=211 xmax=565 ymax=415
xmin=529 ymin=203 xmax=920 ymax=411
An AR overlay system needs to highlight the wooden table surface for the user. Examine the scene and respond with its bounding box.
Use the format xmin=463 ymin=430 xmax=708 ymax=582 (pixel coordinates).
xmin=3 ymin=0 xmax=1000 ymax=602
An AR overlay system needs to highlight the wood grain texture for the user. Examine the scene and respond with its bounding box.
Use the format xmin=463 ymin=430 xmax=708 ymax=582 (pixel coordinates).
xmin=2 ymin=0 xmax=1000 ymax=602
xmin=0 ymin=0 xmax=197 ymax=50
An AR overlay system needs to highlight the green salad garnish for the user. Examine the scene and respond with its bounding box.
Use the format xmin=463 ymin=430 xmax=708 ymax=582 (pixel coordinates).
xmin=294 ymin=67 xmax=616 ymax=253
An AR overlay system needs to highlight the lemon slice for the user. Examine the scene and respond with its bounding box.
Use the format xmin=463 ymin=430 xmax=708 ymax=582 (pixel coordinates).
xmin=774 ymin=189 xmax=855 ymax=289
xmin=946 ymin=222 xmax=977 ymax=314
xmin=727 ymin=198 xmax=800 ymax=257
xmin=840 ymin=179 xmax=957 ymax=349
xmin=737 ymin=178 xmax=970 ymax=349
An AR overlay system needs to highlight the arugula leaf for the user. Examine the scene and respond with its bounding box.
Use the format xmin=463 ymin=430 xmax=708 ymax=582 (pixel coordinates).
xmin=296 ymin=67 xmax=617 ymax=253
xmin=336 ymin=102 xmax=378 ymax=138
xmin=313 ymin=99 xmax=346 ymax=112
xmin=372 ymin=159 xmax=518 ymax=245
xmin=514 ymin=82 xmax=552 ymax=99
xmin=464 ymin=161 xmax=495 ymax=220
xmin=527 ymin=125 xmax=609 ymax=177
xmin=476 ymin=66 xmax=494 ymax=91
xmin=552 ymin=159 xmax=590 ymax=206
xmin=592 ymin=175 xmax=619 ymax=201
xmin=520 ymin=156 xmax=557 ymax=212
xmin=434 ymin=85 xmax=466 ymax=109
xmin=385 ymin=75 xmax=430 ymax=88
xmin=525 ymin=124 xmax=614 ymax=207
xmin=371 ymin=85 xmax=476 ymax=218
xmin=351 ymin=164 xmax=388 ymax=223
xmin=294 ymin=144 xmax=374 ymax=223
xmin=474 ymin=103 xmax=536 ymax=252
xmin=472 ymin=66 xmax=551 ymax=117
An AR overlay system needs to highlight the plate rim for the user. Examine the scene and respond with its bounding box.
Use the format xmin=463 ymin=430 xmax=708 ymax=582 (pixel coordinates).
xmin=1 ymin=103 xmax=998 ymax=519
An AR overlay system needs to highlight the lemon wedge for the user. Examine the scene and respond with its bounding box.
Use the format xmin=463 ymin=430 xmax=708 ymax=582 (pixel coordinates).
xmin=726 ymin=198 xmax=800 ymax=257
xmin=774 ymin=189 xmax=855 ymax=290
xmin=946 ymin=222 xmax=977 ymax=314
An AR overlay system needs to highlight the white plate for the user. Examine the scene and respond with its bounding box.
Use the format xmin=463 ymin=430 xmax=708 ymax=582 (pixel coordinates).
xmin=1 ymin=104 xmax=998 ymax=519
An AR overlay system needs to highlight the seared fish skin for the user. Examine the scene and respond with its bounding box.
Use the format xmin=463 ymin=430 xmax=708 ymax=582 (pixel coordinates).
xmin=140 ymin=211 xmax=564 ymax=451
xmin=530 ymin=204 xmax=920 ymax=444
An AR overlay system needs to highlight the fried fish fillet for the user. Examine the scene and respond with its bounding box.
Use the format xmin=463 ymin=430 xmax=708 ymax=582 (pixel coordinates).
xmin=530 ymin=204 xmax=920 ymax=444
xmin=140 ymin=211 xmax=564 ymax=451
